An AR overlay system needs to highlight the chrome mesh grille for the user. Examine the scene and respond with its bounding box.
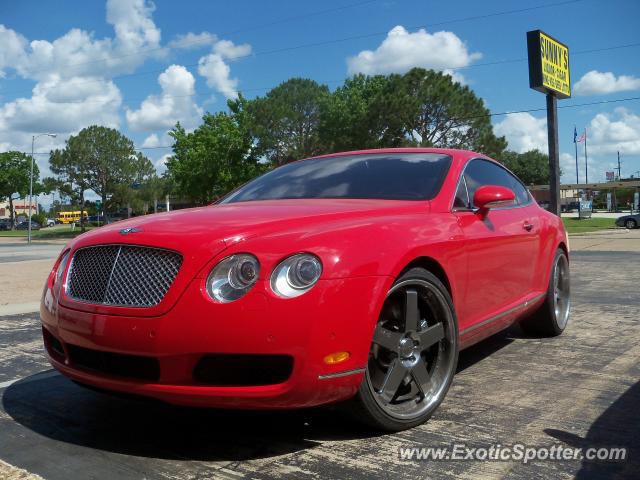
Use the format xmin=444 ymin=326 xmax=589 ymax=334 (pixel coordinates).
xmin=66 ymin=245 xmax=183 ymax=307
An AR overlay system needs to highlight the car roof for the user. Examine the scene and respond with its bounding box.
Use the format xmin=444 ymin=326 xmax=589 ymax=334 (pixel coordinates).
xmin=308 ymin=147 xmax=482 ymax=161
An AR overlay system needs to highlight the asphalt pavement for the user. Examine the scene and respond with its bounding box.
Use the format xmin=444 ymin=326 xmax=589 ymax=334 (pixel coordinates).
xmin=0 ymin=239 xmax=638 ymax=479
xmin=0 ymin=242 xmax=63 ymax=264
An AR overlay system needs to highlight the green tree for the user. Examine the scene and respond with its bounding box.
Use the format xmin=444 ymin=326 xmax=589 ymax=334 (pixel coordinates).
xmin=319 ymin=74 xmax=389 ymax=152
xmin=49 ymin=135 xmax=93 ymax=231
xmin=110 ymin=152 xmax=156 ymax=216
xmin=498 ymin=149 xmax=553 ymax=185
xmin=370 ymin=68 xmax=507 ymax=156
xmin=0 ymin=151 xmax=40 ymax=229
xmin=73 ymin=125 xmax=138 ymax=211
xmin=166 ymin=110 xmax=262 ymax=203
xmin=247 ymin=78 xmax=330 ymax=165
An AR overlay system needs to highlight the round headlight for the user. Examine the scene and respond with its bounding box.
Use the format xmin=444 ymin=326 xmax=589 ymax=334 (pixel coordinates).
xmin=271 ymin=253 xmax=322 ymax=298
xmin=207 ymin=254 xmax=260 ymax=303
xmin=54 ymin=251 xmax=70 ymax=297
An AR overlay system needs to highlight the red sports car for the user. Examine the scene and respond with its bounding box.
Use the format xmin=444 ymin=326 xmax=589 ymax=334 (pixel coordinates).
xmin=40 ymin=148 xmax=570 ymax=431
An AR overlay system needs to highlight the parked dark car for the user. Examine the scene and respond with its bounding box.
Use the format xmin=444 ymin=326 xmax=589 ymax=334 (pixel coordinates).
xmin=616 ymin=214 xmax=640 ymax=229
xmin=16 ymin=221 xmax=41 ymax=230
xmin=0 ymin=219 xmax=11 ymax=231
xmin=561 ymin=201 xmax=580 ymax=213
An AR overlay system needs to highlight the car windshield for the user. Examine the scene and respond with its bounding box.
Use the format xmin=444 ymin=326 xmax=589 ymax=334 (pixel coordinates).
xmin=221 ymin=153 xmax=452 ymax=203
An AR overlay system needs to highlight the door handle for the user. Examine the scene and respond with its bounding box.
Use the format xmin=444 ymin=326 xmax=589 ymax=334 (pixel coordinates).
xmin=523 ymin=221 xmax=534 ymax=232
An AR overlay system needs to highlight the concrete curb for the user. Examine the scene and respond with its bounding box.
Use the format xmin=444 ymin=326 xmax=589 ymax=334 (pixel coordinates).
xmin=0 ymin=460 xmax=44 ymax=480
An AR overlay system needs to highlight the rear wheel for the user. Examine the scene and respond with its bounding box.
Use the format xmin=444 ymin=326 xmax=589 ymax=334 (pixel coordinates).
xmin=351 ymin=268 xmax=458 ymax=431
xmin=625 ymin=219 xmax=637 ymax=229
xmin=520 ymin=249 xmax=570 ymax=337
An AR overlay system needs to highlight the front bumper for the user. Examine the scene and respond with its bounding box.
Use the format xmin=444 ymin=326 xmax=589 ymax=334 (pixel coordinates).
xmin=41 ymin=275 xmax=389 ymax=409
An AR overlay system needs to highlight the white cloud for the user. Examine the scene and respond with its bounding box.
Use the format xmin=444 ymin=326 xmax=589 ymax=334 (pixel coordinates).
xmin=154 ymin=153 xmax=171 ymax=171
xmin=493 ymin=113 xmax=548 ymax=153
xmin=574 ymin=70 xmax=640 ymax=96
xmin=213 ymin=40 xmax=252 ymax=60
xmin=141 ymin=133 xmax=161 ymax=148
xmin=126 ymin=64 xmax=203 ymax=131
xmin=0 ymin=76 xmax=122 ymax=134
xmin=196 ymin=39 xmax=251 ymax=100
xmin=0 ymin=25 xmax=28 ymax=77
xmin=587 ymin=108 xmax=640 ymax=155
xmin=346 ymin=26 xmax=481 ymax=77
xmin=168 ymin=32 xmax=217 ymax=50
xmin=198 ymin=54 xmax=238 ymax=99
xmin=2 ymin=0 xmax=163 ymax=82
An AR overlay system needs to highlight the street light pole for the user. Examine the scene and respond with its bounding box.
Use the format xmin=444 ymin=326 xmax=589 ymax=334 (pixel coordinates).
xmin=28 ymin=133 xmax=56 ymax=244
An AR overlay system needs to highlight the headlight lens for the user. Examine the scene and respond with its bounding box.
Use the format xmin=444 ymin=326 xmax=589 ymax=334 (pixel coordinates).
xmin=271 ymin=253 xmax=322 ymax=298
xmin=207 ymin=254 xmax=260 ymax=303
xmin=54 ymin=251 xmax=70 ymax=296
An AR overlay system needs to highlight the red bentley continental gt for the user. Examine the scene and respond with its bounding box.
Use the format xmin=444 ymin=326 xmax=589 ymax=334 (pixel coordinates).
xmin=40 ymin=148 xmax=570 ymax=431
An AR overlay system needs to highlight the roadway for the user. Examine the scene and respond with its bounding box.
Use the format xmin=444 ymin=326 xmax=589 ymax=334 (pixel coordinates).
xmin=0 ymin=233 xmax=638 ymax=479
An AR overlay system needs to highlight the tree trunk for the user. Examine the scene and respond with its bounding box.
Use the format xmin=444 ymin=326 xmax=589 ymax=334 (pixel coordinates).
xmin=102 ymin=192 xmax=107 ymax=222
xmin=80 ymin=191 xmax=86 ymax=233
xmin=8 ymin=196 xmax=15 ymax=230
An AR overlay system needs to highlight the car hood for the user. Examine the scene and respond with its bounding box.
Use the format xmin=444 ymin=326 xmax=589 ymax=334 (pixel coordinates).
xmin=61 ymin=199 xmax=427 ymax=316
xmin=74 ymin=198 xmax=426 ymax=251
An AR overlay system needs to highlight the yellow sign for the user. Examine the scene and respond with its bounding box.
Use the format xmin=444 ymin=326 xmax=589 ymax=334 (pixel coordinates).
xmin=527 ymin=30 xmax=571 ymax=99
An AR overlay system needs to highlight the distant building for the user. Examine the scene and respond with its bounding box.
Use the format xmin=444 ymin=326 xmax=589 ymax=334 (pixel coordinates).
xmin=0 ymin=199 xmax=39 ymax=219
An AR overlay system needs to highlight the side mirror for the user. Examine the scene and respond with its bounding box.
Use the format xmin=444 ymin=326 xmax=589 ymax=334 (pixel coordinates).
xmin=473 ymin=185 xmax=516 ymax=212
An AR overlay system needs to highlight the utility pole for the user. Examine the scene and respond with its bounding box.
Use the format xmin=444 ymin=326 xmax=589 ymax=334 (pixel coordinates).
xmin=584 ymin=128 xmax=588 ymax=184
xmin=573 ymin=126 xmax=579 ymax=184
xmin=29 ymin=133 xmax=56 ymax=244
xmin=616 ymin=151 xmax=622 ymax=180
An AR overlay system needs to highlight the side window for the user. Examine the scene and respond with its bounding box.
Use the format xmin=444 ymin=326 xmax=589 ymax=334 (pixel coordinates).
xmin=464 ymin=159 xmax=531 ymax=208
xmin=453 ymin=177 xmax=470 ymax=209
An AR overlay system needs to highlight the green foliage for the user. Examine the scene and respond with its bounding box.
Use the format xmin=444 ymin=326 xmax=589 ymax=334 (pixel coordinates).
xmin=31 ymin=213 xmax=47 ymax=226
xmin=498 ymin=149 xmax=551 ymax=185
xmin=74 ymin=125 xmax=137 ymax=208
xmin=246 ymin=78 xmax=330 ymax=165
xmin=0 ymin=151 xmax=40 ymax=228
xmin=319 ymin=74 xmax=389 ymax=152
xmin=166 ymin=111 xmax=262 ymax=203
xmin=376 ymin=68 xmax=507 ymax=156
xmin=47 ymin=125 xmax=158 ymax=218
xmin=109 ymin=152 xmax=157 ymax=214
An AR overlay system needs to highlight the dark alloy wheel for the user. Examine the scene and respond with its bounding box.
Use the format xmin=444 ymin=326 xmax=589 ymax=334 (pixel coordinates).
xmin=351 ymin=268 xmax=458 ymax=431
xmin=625 ymin=219 xmax=637 ymax=229
xmin=521 ymin=248 xmax=570 ymax=337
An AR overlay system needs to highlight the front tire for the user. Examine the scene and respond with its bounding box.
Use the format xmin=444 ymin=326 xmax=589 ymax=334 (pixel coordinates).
xmin=520 ymin=248 xmax=570 ymax=337
xmin=350 ymin=268 xmax=458 ymax=431
xmin=625 ymin=219 xmax=637 ymax=229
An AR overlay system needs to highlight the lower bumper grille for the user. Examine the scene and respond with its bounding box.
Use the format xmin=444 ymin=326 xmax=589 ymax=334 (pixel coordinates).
xmin=67 ymin=344 xmax=160 ymax=382
xmin=193 ymin=354 xmax=294 ymax=386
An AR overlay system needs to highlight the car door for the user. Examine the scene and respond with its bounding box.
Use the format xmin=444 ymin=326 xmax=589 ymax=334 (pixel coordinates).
xmin=452 ymin=158 xmax=540 ymax=331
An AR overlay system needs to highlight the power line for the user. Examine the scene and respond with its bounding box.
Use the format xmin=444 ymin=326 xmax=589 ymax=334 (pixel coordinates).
xmin=19 ymin=0 xmax=382 ymax=77
xmin=5 ymin=39 xmax=638 ymax=108
xmin=0 ymin=0 xmax=589 ymax=98
xmin=20 ymin=95 xmax=640 ymax=155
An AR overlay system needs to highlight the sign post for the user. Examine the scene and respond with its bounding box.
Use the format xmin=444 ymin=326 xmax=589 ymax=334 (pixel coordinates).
xmin=527 ymin=30 xmax=571 ymax=216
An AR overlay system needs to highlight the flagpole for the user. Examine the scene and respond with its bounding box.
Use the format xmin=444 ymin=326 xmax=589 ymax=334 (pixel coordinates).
xmin=584 ymin=128 xmax=588 ymax=184
xmin=574 ymin=126 xmax=579 ymax=184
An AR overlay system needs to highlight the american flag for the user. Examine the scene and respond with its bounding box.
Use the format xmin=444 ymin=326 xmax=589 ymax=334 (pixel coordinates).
xmin=576 ymin=130 xmax=586 ymax=143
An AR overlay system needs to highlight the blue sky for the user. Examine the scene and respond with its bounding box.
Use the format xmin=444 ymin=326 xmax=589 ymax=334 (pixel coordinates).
xmin=1 ymin=0 xmax=639 ymax=205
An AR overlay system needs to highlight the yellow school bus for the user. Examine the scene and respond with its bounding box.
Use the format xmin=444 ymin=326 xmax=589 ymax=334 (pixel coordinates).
xmin=56 ymin=211 xmax=88 ymax=224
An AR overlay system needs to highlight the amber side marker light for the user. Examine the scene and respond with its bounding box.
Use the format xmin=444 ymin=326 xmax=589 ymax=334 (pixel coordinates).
xmin=323 ymin=351 xmax=350 ymax=365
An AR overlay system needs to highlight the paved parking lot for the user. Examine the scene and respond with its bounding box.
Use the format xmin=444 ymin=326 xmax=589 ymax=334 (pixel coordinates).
xmin=0 ymin=235 xmax=638 ymax=479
